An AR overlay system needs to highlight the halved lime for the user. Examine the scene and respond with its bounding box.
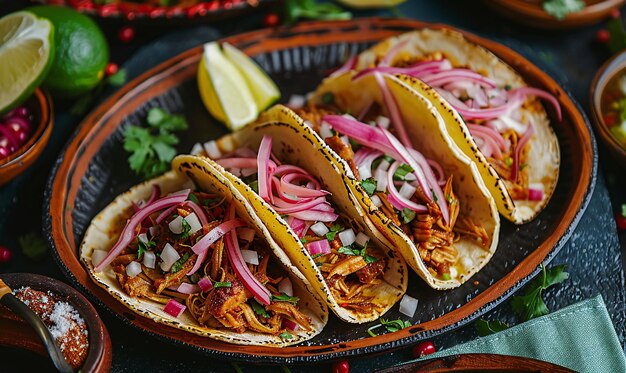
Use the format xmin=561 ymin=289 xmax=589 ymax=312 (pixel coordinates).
xmin=197 ymin=42 xmax=258 ymax=131
xmin=222 ymin=42 xmax=280 ymax=112
xmin=0 ymin=11 xmax=54 ymax=113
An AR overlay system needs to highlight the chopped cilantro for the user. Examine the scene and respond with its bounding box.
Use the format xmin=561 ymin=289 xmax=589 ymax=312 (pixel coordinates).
xmin=393 ymin=163 xmax=414 ymax=180
xmin=271 ymin=293 xmax=300 ymax=304
xmin=367 ymin=318 xmax=411 ymax=336
xmin=441 ymin=273 xmax=451 ymax=281
xmin=188 ymin=193 xmax=199 ymax=204
xmin=321 ymin=92 xmax=334 ymax=105
xmin=543 ymin=0 xmax=585 ymax=20
xmin=311 ymin=253 xmax=324 ymax=259
xmin=504 ymin=157 xmax=513 ymax=167
xmin=338 ymin=246 xmax=360 ymax=256
xmin=400 ymin=208 xmax=416 ymax=224
xmin=249 ymin=180 xmax=259 ymax=194
xmin=360 ymin=177 xmax=377 ymax=196
xmin=213 ymin=281 xmax=232 ymax=288
xmin=279 ymin=332 xmax=293 ymax=340
xmin=431 ymin=190 xmax=438 ymax=203
xmin=325 ymin=224 xmax=343 ymax=241
xmin=300 ymin=237 xmax=307 ymax=244
xmin=364 ymin=255 xmax=378 ymax=264
xmin=137 ymin=240 xmax=156 ymax=260
xmin=505 ymin=84 xmax=512 ymax=91
xmin=170 ymin=252 xmax=191 ymax=273
xmin=250 ymin=299 xmax=269 ymax=318
xmin=445 ymin=194 xmax=453 ymax=204
xmin=174 ymin=218 xmax=192 ymax=240
xmin=123 ymin=107 xmax=188 ymax=179
xmin=17 ymin=233 xmax=48 ymax=261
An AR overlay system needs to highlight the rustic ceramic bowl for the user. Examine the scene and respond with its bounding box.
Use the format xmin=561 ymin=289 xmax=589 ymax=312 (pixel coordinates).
xmin=591 ymin=49 xmax=626 ymax=167
xmin=45 ymin=18 xmax=596 ymax=363
xmin=0 ymin=273 xmax=111 ymax=373
xmin=486 ymin=0 xmax=625 ymax=29
xmin=0 ymin=89 xmax=54 ymax=186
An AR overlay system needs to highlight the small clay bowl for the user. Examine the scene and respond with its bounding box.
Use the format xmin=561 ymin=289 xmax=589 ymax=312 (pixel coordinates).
xmin=486 ymin=0 xmax=626 ymax=29
xmin=0 ymin=89 xmax=54 ymax=186
xmin=0 ymin=273 xmax=111 ymax=373
xmin=590 ymin=50 xmax=626 ymax=168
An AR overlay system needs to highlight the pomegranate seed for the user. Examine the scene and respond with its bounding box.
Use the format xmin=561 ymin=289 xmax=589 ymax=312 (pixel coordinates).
xmin=105 ymin=62 xmax=119 ymax=76
xmin=332 ymin=360 xmax=349 ymax=373
xmin=412 ymin=341 xmax=436 ymax=358
xmin=0 ymin=246 xmax=12 ymax=264
xmin=604 ymin=113 xmax=616 ymax=126
xmin=616 ymin=213 xmax=626 ymax=231
xmin=14 ymin=107 xmax=28 ymax=118
xmin=596 ymin=29 xmax=610 ymax=44
xmin=0 ymin=145 xmax=9 ymax=160
xmin=263 ymin=12 xmax=280 ymax=27
xmin=118 ymin=26 xmax=135 ymax=43
xmin=610 ymin=8 xmax=621 ymax=19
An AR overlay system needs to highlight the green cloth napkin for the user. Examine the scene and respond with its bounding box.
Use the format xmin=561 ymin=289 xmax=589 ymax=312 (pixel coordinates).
xmin=411 ymin=295 xmax=625 ymax=373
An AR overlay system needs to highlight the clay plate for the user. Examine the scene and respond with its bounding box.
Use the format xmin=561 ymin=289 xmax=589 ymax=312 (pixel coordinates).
xmin=0 ymin=273 xmax=112 ymax=372
xmin=486 ymin=0 xmax=625 ymax=29
xmin=44 ymin=18 xmax=596 ymax=363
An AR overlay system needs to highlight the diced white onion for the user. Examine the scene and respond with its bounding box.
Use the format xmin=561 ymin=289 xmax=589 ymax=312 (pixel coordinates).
xmin=288 ymin=94 xmax=306 ymax=109
xmin=399 ymin=294 xmax=418 ymax=317
xmin=528 ymin=183 xmax=544 ymax=192
xmin=340 ymin=135 xmax=350 ymax=146
xmin=310 ymin=222 xmax=329 ymax=237
xmin=342 ymin=113 xmax=356 ymax=121
xmin=169 ymin=216 xmax=184 ymax=234
xmin=376 ymin=115 xmax=390 ymax=129
xmin=184 ymin=213 xmax=202 ymax=234
xmin=190 ymin=143 xmax=203 ymax=155
xmin=338 ymin=229 xmax=356 ymax=247
xmin=148 ymin=226 xmax=160 ymax=238
xmin=182 ymin=179 xmax=196 ymax=190
xmin=278 ymin=277 xmax=293 ymax=297
xmin=126 ymin=261 xmax=142 ymax=278
xmin=358 ymin=165 xmax=372 ymax=180
xmin=449 ymin=267 xmax=458 ymax=279
xmin=238 ymin=227 xmax=256 ymax=242
xmin=375 ymin=169 xmax=388 ymax=192
xmin=460 ymin=256 xmax=473 ymax=271
xmin=241 ymin=250 xmax=259 ymax=265
xmin=91 ymin=249 xmax=109 ymax=268
xmin=203 ymin=140 xmax=222 ymax=159
xmin=370 ymin=195 xmax=383 ymax=208
xmin=399 ymin=182 xmax=416 ymax=199
xmin=241 ymin=168 xmax=257 ymax=177
xmin=320 ymin=121 xmax=334 ymax=139
xmin=376 ymin=159 xmax=390 ymax=171
xmin=138 ymin=233 xmax=149 ymax=244
xmin=303 ymin=120 xmax=313 ymax=128
xmin=404 ymin=173 xmax=416 ymax=181
xmin=355 ymin=232 xmax=369 ymax=248
xmin=160 ymin=243 xmax=180 ymax=272
xmin=143 ymin=251 xmax=156 ymax=269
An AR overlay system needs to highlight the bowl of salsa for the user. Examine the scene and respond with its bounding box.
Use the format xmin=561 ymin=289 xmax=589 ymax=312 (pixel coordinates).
xmin=591 ymin=49 xmax=626 ymax=167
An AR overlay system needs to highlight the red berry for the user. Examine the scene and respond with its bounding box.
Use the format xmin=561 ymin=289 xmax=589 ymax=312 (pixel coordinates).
xmin=105 ymin=62 xmax=119 ymax=76
xmin=596 ymin=29 xmax=610 ymax=44
xmin=412 ymin=341 xmax=436 ymax=358
xmin=263 ymin=12 xmax=280 ymax=27
xmin=616 ymin=213 xmax=626 ymax=231
xmin=610 ymin=8 xmax=621 ymax=19
xmin=118 ymin=26 xmax=135 ymax=43
xmin=604 ymin=113 xmax=617 ymax=126
xmin=0 ymin=246 xmax=12 ymax=264
xmin=332 ymin=360 xmax=349 ymax=373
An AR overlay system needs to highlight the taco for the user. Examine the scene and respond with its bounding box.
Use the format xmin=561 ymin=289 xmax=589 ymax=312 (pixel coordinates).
xmin=191 ymin=118 xmax=408 ymax=323
xmin=350 ymin=28 xmax=560 ymax=224
xmin=80 ymin=168 xmax=327 ymax=346
xmin=296 ymin=66 xmax=499 ymax=289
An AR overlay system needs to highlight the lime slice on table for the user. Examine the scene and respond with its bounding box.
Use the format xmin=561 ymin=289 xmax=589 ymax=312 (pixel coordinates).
xmin=222 ymin=42 xmax=280 ymax=112
xmin=0 ymin=11 xmax=54 ymax=113
xmin=198 ymin=42 xmax=259 ymax=131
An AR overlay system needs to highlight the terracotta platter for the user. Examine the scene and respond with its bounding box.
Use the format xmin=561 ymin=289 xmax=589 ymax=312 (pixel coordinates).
xmin=45 ymin=18 xmax=596 ymax=363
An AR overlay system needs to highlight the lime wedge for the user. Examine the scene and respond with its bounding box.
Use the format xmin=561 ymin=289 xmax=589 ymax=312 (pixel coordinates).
xmin=0 ymin=11 xmax=54 ymax=113
xmin=197 ymin=42 xmax=258 ymax=131
xmin=222 ymin=42 xmax=280 ymax=112
xmin=335 ymin=0 xmax=406 ymax=8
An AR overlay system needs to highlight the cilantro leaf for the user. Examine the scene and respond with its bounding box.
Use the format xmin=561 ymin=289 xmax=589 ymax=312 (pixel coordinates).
xmin=510 ymin=264 xmax=569 ymax=321
xmin=249 ymin=180 xmax=259 ymax=193
xmin=170 ymin=252 xmax=191 ymax=273
xmin=543 ymin=0 xmax=585 ymax=20
xmin=123 ymin=108 xmax=188 ymax=179
xmin=17 ymin=233 xmax=48 ymax=261
xmin=368 ymin=318 xmax=411 ymax=336
xmin=338 ymin=246 xmax=360 ymax=256
xmin=137 ymin=240 xmax=155 ymax=260
xmin=325 ymin=224 xmax=343 ymax=241
xmin=188 ymin=193 xmax=199 ymax=205
xmin=393 ymin=163 xmax=414 ymax=181
xmin=250 ymin=299 xmax=269 ymax=318
xmin=279 ymin=332 xmax=293 ymax=340
xmin=475 ymin=319 xmax=509 ymax=336
xmin=107 ymin=68 xmax=127 ymax=86
xmin=271 ymin=293 xmax=300 ymax=304
xmin=364 ymin=255 xmax=378 ymax=264
xmin=400 ymin=208 xmax=416 ymax=224
xmin=360 ymin=177 xmax=377 ymax=196
xmin=213 ymin=281 xmax=232 ymax=288
xmin=621 ymin=204 xmax=626 ymax=218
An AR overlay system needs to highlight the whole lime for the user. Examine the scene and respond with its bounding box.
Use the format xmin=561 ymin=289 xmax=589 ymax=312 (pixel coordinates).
xmin=28 ymin=6 xmax=109 ymax=98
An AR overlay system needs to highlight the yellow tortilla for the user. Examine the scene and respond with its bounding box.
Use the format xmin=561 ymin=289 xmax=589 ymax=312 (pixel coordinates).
xmin=80 ymin=169 xmax=328 ymax=346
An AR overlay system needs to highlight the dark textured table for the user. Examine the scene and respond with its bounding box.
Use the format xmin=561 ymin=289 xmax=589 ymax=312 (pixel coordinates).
xmin=1 ymin=1 xmax=625 ymax=372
